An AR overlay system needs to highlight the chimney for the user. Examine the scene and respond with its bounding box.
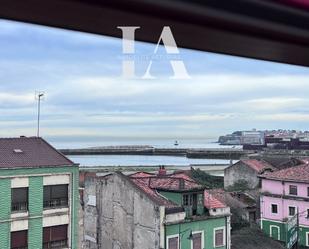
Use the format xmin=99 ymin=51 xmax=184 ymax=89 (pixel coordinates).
xmin=158 ymin=166 xmax=167 ymax=176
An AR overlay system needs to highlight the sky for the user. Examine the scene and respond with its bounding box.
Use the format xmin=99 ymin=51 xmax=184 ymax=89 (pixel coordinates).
xmin=1 ymin=19 xmax=309 ymax=146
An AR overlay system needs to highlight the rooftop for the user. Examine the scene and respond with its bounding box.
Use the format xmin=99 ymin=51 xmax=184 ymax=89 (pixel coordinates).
xmin=261 ymin=163 xmax=309 ymax=182
xmin=204 ymin=190 xmax=227 ymax=209
xmin=240 ymin=159 xmax=275 ymax=173
xmin=129 ymin=170 xmax=204 ymax=209
xmin=0 ymin=137 xmax=75 ymax=168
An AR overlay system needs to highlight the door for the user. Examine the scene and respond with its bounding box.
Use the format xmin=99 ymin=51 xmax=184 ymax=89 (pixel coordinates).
xmin=192 ymin=194 xmax=197 ymax=215
xmin=270 ymin=226 xmax=280 ymax=240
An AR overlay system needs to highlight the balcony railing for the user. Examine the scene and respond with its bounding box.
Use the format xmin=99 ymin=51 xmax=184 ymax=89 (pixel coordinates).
xmin=12 ymin=247 xmax=28 ymax=249
xmin=43 ymin=240 xmax=67 ymax=249
xmin=43 ymin=198 xmax=68 ymax=209
xmin=11 ymin=202 xmax=28 ymax=212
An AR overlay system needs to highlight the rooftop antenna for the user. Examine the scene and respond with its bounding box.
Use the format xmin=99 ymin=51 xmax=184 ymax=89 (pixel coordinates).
xmin=35 ymin=91 xmax=45 ymax=137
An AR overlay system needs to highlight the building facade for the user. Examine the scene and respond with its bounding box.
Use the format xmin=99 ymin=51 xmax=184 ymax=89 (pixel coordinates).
xmin=0 ymin=137 xmax=79 ymax=249
xmin=224 ymin=159 xmax=275 ymax=189
xmin=82 ymin=169 xmax=231 ymax=249
xmin=260 ymin=163 xmax=309 ymax=247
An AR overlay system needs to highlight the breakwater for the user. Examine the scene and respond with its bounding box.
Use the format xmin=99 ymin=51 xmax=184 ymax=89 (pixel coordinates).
xmin=60 ymin=146 xmax=253 ymax=159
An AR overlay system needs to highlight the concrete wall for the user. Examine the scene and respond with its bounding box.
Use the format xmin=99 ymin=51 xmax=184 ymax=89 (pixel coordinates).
xmin=224 ymin=162 xmax=259 ymax=189
xmin=83 ymin=173 xmax=162 ymax=249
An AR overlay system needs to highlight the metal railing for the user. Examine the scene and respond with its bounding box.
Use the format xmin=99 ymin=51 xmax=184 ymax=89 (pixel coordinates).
xmin=11 ymin=202 xmax=28 ymax=212
xmin=43 ymin=198 xmax=68 ymax=209
xmin=43 ymin=240 xmax=67 ymax=249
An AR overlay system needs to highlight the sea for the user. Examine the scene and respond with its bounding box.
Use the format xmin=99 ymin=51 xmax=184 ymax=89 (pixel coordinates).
xmin=48 ymin=138 xmax=240 ymax=167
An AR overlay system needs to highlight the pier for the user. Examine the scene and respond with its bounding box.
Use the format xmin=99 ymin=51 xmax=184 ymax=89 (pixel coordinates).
xmin=60 ymin=146 xmax=253 ymax=159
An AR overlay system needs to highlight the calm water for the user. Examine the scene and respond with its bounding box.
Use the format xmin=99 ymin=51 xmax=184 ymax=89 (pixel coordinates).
xmin=50 ymin=138 xmax=237 ymax=167
xmin=68 ymin=155 xmax=231 ymax=167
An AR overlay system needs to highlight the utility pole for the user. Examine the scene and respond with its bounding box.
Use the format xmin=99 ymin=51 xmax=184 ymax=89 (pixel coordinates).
xmin=35 ymin=91 xmax=44 ymax=137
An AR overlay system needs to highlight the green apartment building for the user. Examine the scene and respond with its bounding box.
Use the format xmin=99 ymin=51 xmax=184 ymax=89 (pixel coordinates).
xmin=0 ymin=137 xmax=79 ymax=249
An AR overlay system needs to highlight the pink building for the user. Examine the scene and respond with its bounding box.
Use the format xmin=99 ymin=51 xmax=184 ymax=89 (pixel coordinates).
xmin=259 ymin=163 xmax=309 ymax=247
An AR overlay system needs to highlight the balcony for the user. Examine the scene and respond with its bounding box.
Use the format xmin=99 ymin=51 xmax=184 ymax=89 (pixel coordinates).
xmin=11 ymin=202 xmax=28 ymax=213
xmin=43 ymin=198 xmax=68 ymax=209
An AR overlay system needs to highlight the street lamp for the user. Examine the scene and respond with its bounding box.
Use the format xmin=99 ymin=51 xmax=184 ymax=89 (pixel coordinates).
xmin=35 ymin=91 xmax=45 ymax=137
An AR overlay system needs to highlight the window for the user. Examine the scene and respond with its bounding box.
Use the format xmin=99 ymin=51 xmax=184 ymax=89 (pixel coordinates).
xmin=307 ymin=209 xmax=309 ymax=219
xmin=43 ymin=184 xmax=68 ymax=209
xmin=11 ymin=230 xmax=28 ymax=249
xmin=307 ymin=187 xmax=309 ymax=197
xmin=289 ymin=206 xmax=296 ymax=216
xmin=183 ymin=194 xmax=193 ymax=206
xmin=43 ymin=225 xmax=68 ymax=249
xmin=183 ymin=194 xmax=189 ymax=206
xmin=306 ymin=232 xmax=309 ymax=247
xmin=289 ymin=185 xmax=297 ymax=195
xmin=192 ymin=232 xmax=203 ymax=249
xmin=214 ymin=228 xmax=225 ymax=247
xmin=167 ymin=235 xmax=179 ymax=249
xmin=271 ymin=204 xmax=278 ymax=214
xmin=11 ymin=188 xmax=28 ymax=212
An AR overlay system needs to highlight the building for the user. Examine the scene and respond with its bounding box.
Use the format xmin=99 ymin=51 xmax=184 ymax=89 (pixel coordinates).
xmin=224 ymin=159 xmax=275 ymax=189
xmin=207 ymin=189 xmax=258 ymax=224
xmin=241 ymin=131 xmax=265 ymax=145
xmin=82 ymin=168 xmax=231 ymax=249
xmin=0 ymin=137 xmax=79 ymax=249
xmin=259 ymin=163 xmax=309 ymax=247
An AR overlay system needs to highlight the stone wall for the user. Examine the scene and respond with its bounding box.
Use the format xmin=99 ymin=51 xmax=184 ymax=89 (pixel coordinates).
xmin=83 ymin=173 xmax=161 ymax=249
xmin=224 ymin=162 xmax=259 ymax=189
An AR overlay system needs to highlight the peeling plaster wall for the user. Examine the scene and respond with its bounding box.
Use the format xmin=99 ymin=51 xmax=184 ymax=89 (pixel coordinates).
xmin=83 ymin=174 xmax=161 ymax=249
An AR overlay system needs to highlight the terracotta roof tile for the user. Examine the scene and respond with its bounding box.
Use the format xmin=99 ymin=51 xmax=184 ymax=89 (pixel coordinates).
xmin=0 ymin=137 xmax=74 ymax=168
xmin=262 ymin=163 xmax=309 ymax=182
xmin=130 ymin=172 xmax=155 ymax=178
xmin=130 ymin=177 xmax=178 ymax=208
xmin=204 ymin=190 xmax=226 ymax=209
xmin=241 ymin=159 xmax=275 ymax=173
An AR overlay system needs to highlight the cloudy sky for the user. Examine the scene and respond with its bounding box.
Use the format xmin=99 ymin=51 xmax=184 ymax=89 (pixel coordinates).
xmin=1 ymin=19 xmax=309 ymax=146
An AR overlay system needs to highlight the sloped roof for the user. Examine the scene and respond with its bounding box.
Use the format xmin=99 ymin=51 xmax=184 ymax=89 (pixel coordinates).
xmin=261 ymin=163 xmax=309 ymax=182
xmin=130 ymin=177 xmax=178 ymax=208
xmin=0 ymin=137 xmax=74 ymax=168
xmin=204 ymin=190 xmax=226 ymax=209
xmin=240 ymin=159 xmax=275 ymax=173
xmin=130 ymin=172 xmax=155 ymax=178
xmin=129 ymin=170 xmax=203 ymax=209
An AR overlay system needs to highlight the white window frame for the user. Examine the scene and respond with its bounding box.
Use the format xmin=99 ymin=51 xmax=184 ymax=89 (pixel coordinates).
xmin=306 ymin=232 xmax=309 ymax=246
xmin=270 ymin=225 xmax=280 ymax=240
xmin=288 ymin=206 xmax=297 ymax=217
xmin=271 ymin=203 xmax=279 ymax=215
xmin=289 ymin=185 xmax=298 ymax=196
xmin=166 ymin=234 xmax=179 ymax=249
xmin=190 ymin=230 xmax=204 ymax=249
xmin=213 ymin=226 xmax=226 ymax=248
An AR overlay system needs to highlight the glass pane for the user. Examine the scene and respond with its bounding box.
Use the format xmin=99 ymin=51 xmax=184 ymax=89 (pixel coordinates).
xmin=12 ymin=188 xmax=28 ymax=203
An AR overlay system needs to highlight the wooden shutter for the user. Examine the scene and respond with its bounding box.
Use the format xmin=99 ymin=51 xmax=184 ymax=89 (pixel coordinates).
xmin=168 ymin=237 xmax=178 ymax=249
xmin=43 ymin=225 xmax=67 ymax=242
xmin=192 ymin=232 xmax=202 ymax=249
xmin=215 ymin=229 xmax=224 ymax=246
xmin=11 ymin=230 xmax=27 ymax=248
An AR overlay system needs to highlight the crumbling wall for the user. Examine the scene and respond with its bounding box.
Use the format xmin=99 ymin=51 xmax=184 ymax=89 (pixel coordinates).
xmin=83 ymin=174 xmax=161 ymax=249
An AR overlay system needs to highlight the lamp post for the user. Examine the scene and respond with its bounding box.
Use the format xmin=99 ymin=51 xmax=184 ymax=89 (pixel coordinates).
xmin=35 ymin=91 xmax=44 ymax=137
